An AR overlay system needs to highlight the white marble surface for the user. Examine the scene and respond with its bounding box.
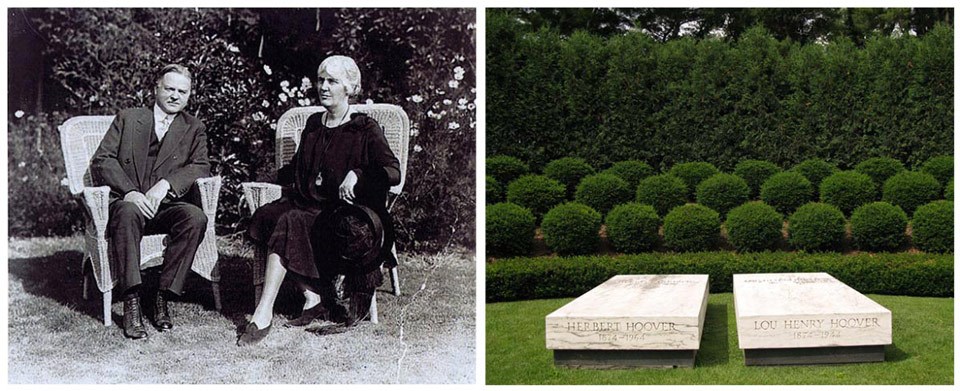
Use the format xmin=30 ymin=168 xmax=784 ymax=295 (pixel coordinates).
xmin=545 ymin=274 xmax=709 ymax=350
xmin=734 ymin=272 xmax=892 ymax=349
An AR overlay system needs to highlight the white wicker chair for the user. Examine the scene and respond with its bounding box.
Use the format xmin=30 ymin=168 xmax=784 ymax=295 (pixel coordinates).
xmin=241 ymin=104 xmax=410 ymax=324
xmin=58 ymin=115 xmax=223 ymax=327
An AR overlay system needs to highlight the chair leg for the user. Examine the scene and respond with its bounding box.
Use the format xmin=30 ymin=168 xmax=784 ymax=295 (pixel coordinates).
xmin=390 ymin=267 xmax=400 ymax=296
xmin=370 ymin=291 xmax=378 ymax=324
xmin=254 ymin=284 xmax=263 ymax=306
xmin=103 ymin=289 xmax=113 ymax=327
xmin=212 ymin=281 xmax=222 ymax=312
xmin=83 ymin=271 xmax=91 ymax=301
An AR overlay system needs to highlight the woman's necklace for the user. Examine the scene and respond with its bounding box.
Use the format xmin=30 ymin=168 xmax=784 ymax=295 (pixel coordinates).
xmin=323 ymin=106 xmax=351 ymax=128
xmin=315 ymin=107 xmax=350 ymax=187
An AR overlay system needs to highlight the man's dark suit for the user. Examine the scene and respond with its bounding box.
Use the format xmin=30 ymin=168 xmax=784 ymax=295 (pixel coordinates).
xmin=91 ymin=107 xmax=211 ymax=295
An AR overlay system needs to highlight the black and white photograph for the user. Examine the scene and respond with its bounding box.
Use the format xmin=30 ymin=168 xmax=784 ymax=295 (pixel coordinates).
xmin=7 ymin=7 xmax=476 ymax=383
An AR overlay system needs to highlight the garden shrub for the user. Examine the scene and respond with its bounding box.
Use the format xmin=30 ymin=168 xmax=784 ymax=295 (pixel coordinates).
xmin=696 ymin=173 xmax=750 ymax=217
xmin=946 ymin=179 xmax=953 ymax=200
xmin=663 ymin=204 xmax=720 ymax=252
xmin=819 ymin=171 xmax=877 ymax=215
xmin=541 ymin=203 xmax=602 ymax=255
xmin=911 ymin=200 xmax=953 ymax=253
xmin=760 ymin=171 xmax=813 ymax=215
xmin=787 ymin=202 xmax=846 ymax=252
xmin=505 ymin=175 xmax=565 ymax=221
xmin=734 ymin=159 xmax=781 ymax=199
xmin=574 ymin=173 xmax=632 ymax=215
xmin=486 ymin=175 xmax=502 ymax=204
xmin=791 ymin=159 xmax=838 ymax=195
xmin=882 ymin=171 xmax=941 ymax=215
xmin=636 ymin=174 xmax=688 ymax=217
xmin=486 ymin=252 xmax=954 ymax=302
xmin=850 ymin=202 xmax=908 ymax=252
xmin=602 ymin=160 xmax=654 ymax=189
xmin=486 ymin=203 xmax=536 ymax=257
xmin=487 ymin=155 xmax=530 ymax=185
xmin=544 ymin=157 xmax=596 ymax=199
xmin=854 ymin=157 xmax=905 ymax=192
xmin=726 ymin=201 xmax=783 ymax=253
xmin=669 ymin=162 xmax=719 ymax=200
xmin=920 ymin=155 xmax=953 ymax=187
xmin=605 ymin=203 xmax=660 ymax=253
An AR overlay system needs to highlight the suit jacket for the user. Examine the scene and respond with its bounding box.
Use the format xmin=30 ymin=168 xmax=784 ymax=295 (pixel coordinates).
xmin=91 ymin=107 xmax=211 ymax=201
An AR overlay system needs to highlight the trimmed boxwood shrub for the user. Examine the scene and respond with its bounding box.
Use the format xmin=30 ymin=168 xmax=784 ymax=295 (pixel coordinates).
xmin=487 ymin=155 xmax=529 ymax=185
xmin=788 ymin=202 xmax=846 ymax=252
xmin=819 ymin=171 xmax=877 ymax=216
xmin=696 ymin=173 xmax=750 ymax=217
xmin=854 ymin=157 xmax=906 ymax=192
xmin=920 ymin=155 xmax=953 ymax=187
xmin=602 ymin=160 xmax=654 ymax=189
xmin=574 ymin=173 xmax=632 ymax=215
xmin=544 ymin=157 xmax=595 ymax=199
xmin=734 ymin=159 xmax=781 ymax=199
xmin=791 ymin=158 xmax=838 ymax=196
xmin=605 ymin=203 xmax=660 ymax=253
xmin=636 ymin=174 xmax=688 ymax=217
xmin=669 ymin=162 xmax=719 ymax=200
xmin=486 ymin=203 xmax=536 ymax=257
xmin=505 ymin=175 xmax=565 ymax=220
xmin=663 ymin=204 xmax=720 ymax=252
xmin=946 ymin=179 xmax=954 ymax=200
xmin=726 ymin=201 xmax=783 ymax=253
xmin=760 ymin=171 xmax=813 ymax=215
xmin=486 ymin=252 xmax=953 ymax=302
xmin=882 ymin=171 xmax=941 ymax=215
xmin=541 ymin=202 xmax=602 ymax=256
xmin=486 ymin=175 xmax=502 ymax=204
xmin=912 ymin=200 xmax=953 ymax=253
xmin=851 ymin=202 xmax=908 ymax=252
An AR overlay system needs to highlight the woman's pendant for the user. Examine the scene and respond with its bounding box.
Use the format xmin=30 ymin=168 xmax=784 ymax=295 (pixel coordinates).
xmin=315 ymin=174 xmax=323 ymax=187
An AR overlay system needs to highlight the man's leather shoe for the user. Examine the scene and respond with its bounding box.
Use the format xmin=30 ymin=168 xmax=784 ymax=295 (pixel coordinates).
xmin=237 ymin=322 xmax=271 ymax=346
xmin=122 ymin=295 xmax=148 ymax=339
xmin=285 ymin=304 xmax=329 ymax=327
xmin=154 ymin=291 xmax=173 ymax=331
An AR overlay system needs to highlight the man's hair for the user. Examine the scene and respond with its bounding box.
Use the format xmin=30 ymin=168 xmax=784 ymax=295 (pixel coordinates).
xmin=318 ymin=55 xmax=362 ymax=97
xmin=157 ymin=64 xmax=193 ymax=85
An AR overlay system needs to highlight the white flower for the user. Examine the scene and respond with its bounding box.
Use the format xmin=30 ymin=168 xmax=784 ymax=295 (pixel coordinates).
xmin=467 ymin=103 xmax=476 ymax=110
xmin=232 ymin=136 xmax=240 ymax=142
xmin=470 ymin=88 xmax=476 ymax=94
xmin=61 ymin=177 xmax=70 ymax=186
xmin=443 ymin=99 xmax=453 ymax=105
xmin=410 ymin=127 xmax=419 ymax=137
xmin=261 ymin=100 xmax=270 ymax=108
xmin=89 ymin=95 xmax=98 ymax=102
xmin=227 ymin=44 xmax=240 ymax=53
xmin=263 ymin=65 xmax=272 ymax=75
xmin=298 ymin=98 xmax=310 ymax=106
xmin=14 ymin=110 xmax=24 ymax=118
xmin=366 ymin=99 xmax=374 ymax=104
xmin=270 ymin=123 xmax=277 ymax=130
xmin=454 ymin=66 xmax=465 ymax=80
xmin=301 ymin=77 xmax=312 ymax=89
xmin=280 ymin=80 xmax=290 ymax=88
xmin=18 ymin=162 xmax=26 ymax=168
xmin=448 ymin=80 xmax=459 ymax=89
xmin=413 ymin=145 xmax=423 ymax=153
xmin=279 ymin=93 xmax=288 ymax=102
xmin=410 ymin=95 xmax=424 ymax=103
xmin=448 ymin=122 xmax=460 ymax=130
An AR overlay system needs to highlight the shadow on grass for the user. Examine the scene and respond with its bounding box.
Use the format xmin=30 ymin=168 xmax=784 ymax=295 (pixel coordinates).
xmin=696 ymin=302 xmax=729 ymax=367
xmin=885 ymin=343 xmax=910 ymax=362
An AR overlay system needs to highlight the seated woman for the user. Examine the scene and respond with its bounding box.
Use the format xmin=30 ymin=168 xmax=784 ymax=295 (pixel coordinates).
xmin=239 ymin=55 xmax=400 ymax=345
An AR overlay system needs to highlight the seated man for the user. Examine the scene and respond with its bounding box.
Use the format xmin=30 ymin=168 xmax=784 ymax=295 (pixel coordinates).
xmin=91 ymin=64 xmax=211 ymax=339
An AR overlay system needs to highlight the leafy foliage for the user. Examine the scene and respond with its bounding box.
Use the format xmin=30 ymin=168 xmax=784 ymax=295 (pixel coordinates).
xmin=734 ymin=159 xmax=781 ymax=199
xmin=540 ymin=203 xmax=602 ymax=256
xmin=760 ymin=171 xmax=814 ymax=215
xmin=663 ymin=204 xmax=720 ymax=252
xmin=669 ymin=162 xmax=720 ymax=201
xmin=851 ymin=202 xmax=908 ymax=252
xmin=604 ymin=203 xmax=660 ymax=253
xmin=819 ymin=171 xmax=878 ymax=216
xmin=882 ymin=171 xmax=941 ymax=216
xmin=695 ymin=173 xmax=750 ymax=217
xmin=573 ymin=173 xmax=632 ymax=216
xmin=487 ymin=155 xmax=530 ymax=185
xmin=855 ymin=157 xmax=906 ymax=192
xmin=505 ymin=175 xmax=566 ymax=221
xmin=725 ymin=201 xmax=783 ymax=253
xmin=919 ymin=155 xmax=953 ymax=187
xmin=601 ymin=160 xmax=655 ymax=190
xmin=635 ymin=174 xmax=687 ymax=217
xmin=486 ymin=203 xmax=536 ymax=257
xmin=543 ymin=157 xmax=595 ymax=199
xmin=787 ymin=202 xmax=847 ymax=252
xmin=911 ymin=200 xmax=953 ymax=253
xmin=486 ymin=175 xmax=502 ymax=204
xmin=791 ymin=159 xmax=839 ymax=197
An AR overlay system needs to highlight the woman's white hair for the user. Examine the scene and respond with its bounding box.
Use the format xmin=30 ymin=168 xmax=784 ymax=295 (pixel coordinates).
xmin=318 ymin=55 xmax=362 ymax=97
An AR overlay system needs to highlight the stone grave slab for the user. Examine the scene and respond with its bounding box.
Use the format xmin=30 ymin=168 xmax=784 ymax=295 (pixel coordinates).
xmin=733 ymin=272 xmax=892 ymax=366
xmin=545 ymin=274 xmax=709 ymax=368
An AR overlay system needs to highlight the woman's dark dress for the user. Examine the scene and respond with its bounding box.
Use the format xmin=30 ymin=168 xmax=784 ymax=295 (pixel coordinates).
xmin=248 ymin=112 xmax=400 ymax=281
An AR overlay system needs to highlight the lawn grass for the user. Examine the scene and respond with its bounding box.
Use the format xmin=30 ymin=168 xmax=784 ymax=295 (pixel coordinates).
xmin=486 ymin=293 xmax=953 ymax=385
xmin=8 ymin=235 xmax=475 ymax=383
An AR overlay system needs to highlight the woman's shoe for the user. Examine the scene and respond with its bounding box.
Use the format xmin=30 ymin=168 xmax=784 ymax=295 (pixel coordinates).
xmin=285 ymin=304 xmax=329 ymax=327
xmin=237 ymin=322 xmax=271 ymax=346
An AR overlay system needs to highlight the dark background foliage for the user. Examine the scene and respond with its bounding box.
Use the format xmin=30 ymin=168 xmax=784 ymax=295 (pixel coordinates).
xmin=8 ymin=8 xmax=476 ymax=253
xmin=487 ymin=9 xmax=953 ymax=172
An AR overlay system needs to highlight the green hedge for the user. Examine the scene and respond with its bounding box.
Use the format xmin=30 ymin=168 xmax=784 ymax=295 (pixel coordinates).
xmin=486 ymin=252 xmax=954 ymax=302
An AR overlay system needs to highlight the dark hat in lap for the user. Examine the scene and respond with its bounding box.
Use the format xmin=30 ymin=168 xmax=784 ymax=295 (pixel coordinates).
xmin=313 ymin=202 xmax=384 ymax=276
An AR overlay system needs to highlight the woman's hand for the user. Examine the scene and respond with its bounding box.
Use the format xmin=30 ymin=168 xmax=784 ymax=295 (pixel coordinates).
xmin=339 ymin=170 xmax=358 ymax=204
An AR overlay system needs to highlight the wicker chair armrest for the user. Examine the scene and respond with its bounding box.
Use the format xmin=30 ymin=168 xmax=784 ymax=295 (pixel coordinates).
xmin=196 ymin=176 xmax=222 ymax=218
xmin=241 ymin=182 xmax=282 ymax=215
xmin=81 ymin=186 xmax=112 ymax=237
